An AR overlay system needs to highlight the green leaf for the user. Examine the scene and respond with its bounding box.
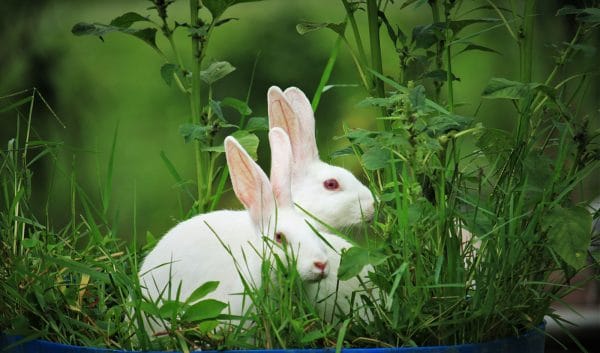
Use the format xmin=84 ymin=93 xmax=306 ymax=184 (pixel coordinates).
xmin=457 ymin=43 xmax=501 ymax=55
xmin=475 ymin=128 xmax=512 ymax=165
xmin=160 ymin=63 xmax=180 ymax=86
xmin=200 ymin=61 xmax=236 ymax=85
xmin=544 ymin=206 xmax=592 ymax=269
xmin=428 ymin=114 xmax=472 ymax=135
xmin=182 ymin=299 xmax=228 ymax=322
xmin=356 ymin=96 xmax=398 ymax=109
xmin=245 ymin=117 xmax=268 ymax=132
xmin=139 ymin=301 xmax=160 ymax=317
xmin=203 ymin=131 xmax=259 ymax=160
xmin=232 ymin=130 xmax=259 ymax=160
xmin=109 ymin=12 xmax=150 ymax=28
xmin=179 ymin=123 xmax=210 ymax=143
xmin=209 ymin=99 xmax=224 ymax=121
xmin=361 ymin=147 xmax=389 ymax=171
xmin=408 ymin=85 xmax=427 ymax=111
xmin=158 ymin=300 xmax=182 ymax=319
xmin=330 ymin=146 xmax=354 ymax=159
xmin=482 ymin=78 xmax=555 ymax=100
xmin=296 ymin=21 xmax=345 ymax=36
xmin=557 ymin=6 xmax=600 ymax=23
xmin=338 ymin=246 xmax=385 ymax=281
xmin=71 ymin=22 xmax=158 ymax=50
xmin=421 ymin=69 xmax=460 ymax=83
xmin=185 ymin=281 xmax=220 ymax=304
xmin=222 ymin=97 xmax=252 ymax=116
xmin=300 ymin=330 xmax=327 ymax=344
xmin=203 ymin=0 xmax=264 ymax=20
xmin=412 ymin=23 xmax=444 ymax=49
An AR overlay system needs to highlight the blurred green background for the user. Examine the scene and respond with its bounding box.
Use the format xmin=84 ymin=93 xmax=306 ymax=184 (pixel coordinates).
xmin=1 ymin=0 xmax=598 ymax=241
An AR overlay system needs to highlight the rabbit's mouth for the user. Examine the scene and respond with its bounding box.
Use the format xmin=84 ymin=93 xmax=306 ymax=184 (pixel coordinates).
xmin=306 ymin=271 xmax=328 ymax=283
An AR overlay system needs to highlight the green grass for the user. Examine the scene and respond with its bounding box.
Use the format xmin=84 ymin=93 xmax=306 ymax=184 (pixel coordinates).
xmin=2 ymin=0 xmax=600 ymax=352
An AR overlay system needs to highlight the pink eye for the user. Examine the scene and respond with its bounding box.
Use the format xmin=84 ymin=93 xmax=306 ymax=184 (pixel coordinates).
xmin=323 ymin=178 xmax=340 ymax=191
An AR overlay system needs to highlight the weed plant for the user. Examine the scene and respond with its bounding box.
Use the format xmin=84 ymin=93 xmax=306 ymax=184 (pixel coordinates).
xmin=2 ymin=0 xmax=600 ymax=352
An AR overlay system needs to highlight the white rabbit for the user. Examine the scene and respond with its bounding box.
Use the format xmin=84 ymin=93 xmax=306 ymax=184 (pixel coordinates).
xmin=267 ymin=86 xmax=375 ymax=230
xmin=139 ymin=128 xmax=373 ymax=334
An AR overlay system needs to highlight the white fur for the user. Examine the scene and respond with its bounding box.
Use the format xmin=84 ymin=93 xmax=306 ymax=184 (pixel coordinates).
xmin=139 ymin=128 xmax=373 ymax=334
xmin=268 ymin=86 xmax=375 ymax=230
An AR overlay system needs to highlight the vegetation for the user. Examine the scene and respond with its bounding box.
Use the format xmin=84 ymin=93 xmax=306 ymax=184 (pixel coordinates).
xmin=1 ymin=0 xmax=599 ymax=352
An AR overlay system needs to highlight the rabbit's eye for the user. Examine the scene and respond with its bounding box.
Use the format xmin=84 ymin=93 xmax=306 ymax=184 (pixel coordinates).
xmin=275 ymin=232 xmax=286 ymax=244
xmin=323 ymin=178 xmax=340 ymax=191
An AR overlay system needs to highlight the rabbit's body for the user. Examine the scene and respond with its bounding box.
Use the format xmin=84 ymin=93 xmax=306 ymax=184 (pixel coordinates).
xmin=139 ymin=129 xmax=374 ymax=335
xmin=139 ymin=210 xmax=258 ymax=314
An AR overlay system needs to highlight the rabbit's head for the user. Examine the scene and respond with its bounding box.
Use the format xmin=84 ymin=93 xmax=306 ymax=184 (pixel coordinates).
xmin=268 ymin=86 xmax=375 ymax=229
xmin=225 ymin=128 xmax=331 ymax=282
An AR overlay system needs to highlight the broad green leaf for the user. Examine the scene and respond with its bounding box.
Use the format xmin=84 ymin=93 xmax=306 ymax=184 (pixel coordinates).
xmin=203 ymin=131 xmax=259 ymax=160
xmin=544 ymin=205 xmax=592 ymax=269
xmin=185 ymin=281 xmax=220 ymax=304
xmin=296 ymin=21 xmax=345 ymax=36
xmin=245 ymin=117 xmax=268 ymax=132
xmin=222 ymin=97 xmax=252 ymax=116
xmin=197 ymin=320 xmax=219 ymax=333
xmin=338 ymin=246 xmax=385 ymax=281
xmin=182 ymin=299 xmax=228 ymax=322
xmin=203 ymin=0 xmax=264 ymax=20
xmin=482 ymin=78 xmax=555 ymax=100
xmin=158 ymin=300 xmax=182 ymax=319
xmin=200 ymin=61 xmax=236 ymax=84
xmin=361 ymin=147 xmax=389 ymax=171
xmin=109 ymin=12 xmax=150 ymax=28
xmin=232 ymin=130 xmax=259 ymax=160
xmin=300 ymin=330 xmax=327 ymax=344
xmin=209 ymin=99 xmax=224 ymax=121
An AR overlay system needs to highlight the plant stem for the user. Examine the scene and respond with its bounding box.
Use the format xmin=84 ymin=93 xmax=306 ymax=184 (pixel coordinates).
xmin=190 ymin=0 xmax=206 ymax=212
xmin=366 ymin=0 xmax=386 ymax=131
xmin=443 ymin=2 xmax=454 ymax=112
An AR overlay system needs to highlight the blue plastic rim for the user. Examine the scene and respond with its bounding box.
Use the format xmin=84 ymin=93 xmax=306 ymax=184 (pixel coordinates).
xmin=0 ymin=325 xmax=545 ymax=353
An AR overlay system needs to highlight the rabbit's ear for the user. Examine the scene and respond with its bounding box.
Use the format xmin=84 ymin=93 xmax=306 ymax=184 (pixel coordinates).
xmin=268 ymin=86 xmax=319 ymax=171
xmin=268 ymin=128 xmax=293 ymax=208
xmin=225 ymin=136 xmax=274 ymax=232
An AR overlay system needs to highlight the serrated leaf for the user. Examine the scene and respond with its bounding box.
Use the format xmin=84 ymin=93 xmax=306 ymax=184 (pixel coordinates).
xmin=557 ymin=6 xmax=600 ymax=23
xmin=109 ymin=12 xmax=150 ymax=28
xmin=185 ymin=281 xmax=220 ymax=304
xmin=179 ymin=123 xmax=210 ymax=144
xmin=412 ymin=23 xmax=444 ymax=49
xmin=408 ymin=85 xmax=427 ymax=111
xmin=222 ymin=97 xmax=252 ymax=116
xmin=296 ymin=21 xmax=345 ymax=36
xmin=245 ymin=117 xmax=268 ymax=132
xmin=200 ymin=61 xmax=236 ymax=84
xmin=338 ymin=247 xmax=385 ymax=281
xmin=182 ymin=299 xmax=228 ymax=322
xmin=544 ymin=206 xmax=592 ymax=269
xmin=448 ymin=18 xmax=498 ymax=35
xmin=356 ymin=96 xmax=398 ymax=108
xmin=428 ymin=114 xmax=472 ymax=135
xmin=361 ymin=147 xmax=389 ymax=171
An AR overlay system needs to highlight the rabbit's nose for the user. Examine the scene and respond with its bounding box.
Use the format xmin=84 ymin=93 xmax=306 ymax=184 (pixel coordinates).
xmin=314 ymin=261 xmax=328 ymax=272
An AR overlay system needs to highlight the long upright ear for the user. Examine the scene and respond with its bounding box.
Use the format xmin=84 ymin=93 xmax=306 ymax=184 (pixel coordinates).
xmin=268 ymin=128 xmax=293 ymax=209
xmin=268 ymin=86 xmax=319 ymax=172
xmin=225 ymin=136 xmax=274 ymax=233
